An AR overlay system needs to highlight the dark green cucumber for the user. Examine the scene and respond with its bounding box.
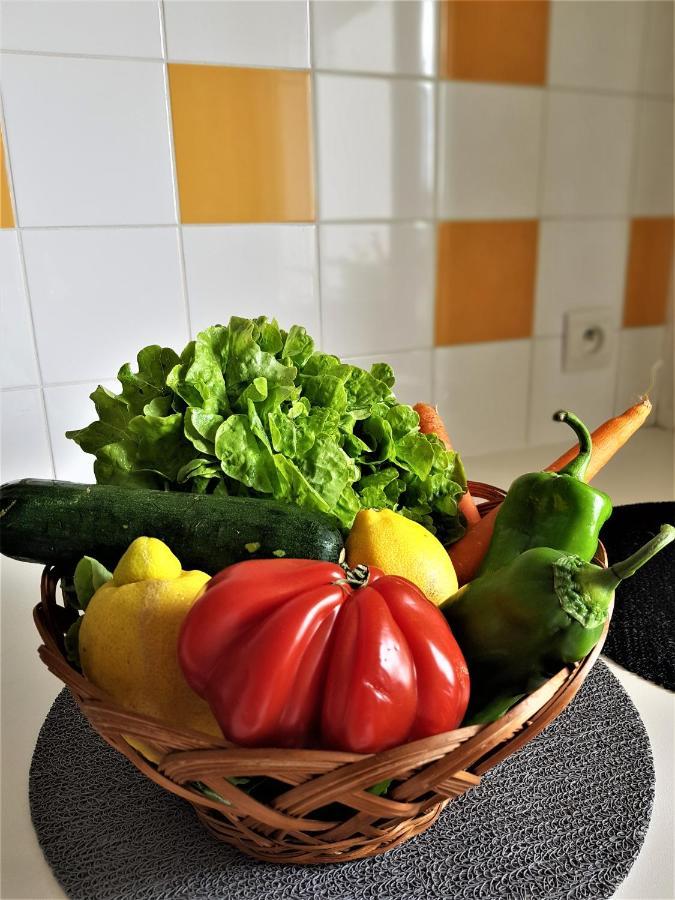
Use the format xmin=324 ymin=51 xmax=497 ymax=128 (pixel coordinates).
xmin=0 ymin=480 xmax=344 ymax=573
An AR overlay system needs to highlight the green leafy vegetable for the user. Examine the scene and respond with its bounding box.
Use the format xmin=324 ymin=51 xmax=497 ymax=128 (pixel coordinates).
xmin=66 ymin=317 xmax=467 ymax=542
xmin=73 ymin=555 xmax=113 ymax=610
xmin=65 ymin=554 xmax=114 ymax=668
xmin=65 ymin=617 xmax=83 ymax=668
xmin=367 ymin=779 xmax=392 ymax=796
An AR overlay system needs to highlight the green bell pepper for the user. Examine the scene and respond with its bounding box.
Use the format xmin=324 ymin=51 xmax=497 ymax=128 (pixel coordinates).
xmin=442 ymin=524 xmax=674 ymax=716
xmin=479 ymin=411 xmax=612 ymax=575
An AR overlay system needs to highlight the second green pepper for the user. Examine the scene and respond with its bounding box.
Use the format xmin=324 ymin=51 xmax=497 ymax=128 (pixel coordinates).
xmin=479 ymin=410 xmax=612 ymax=574
xmin=443 ymin=524 xmax=675 ymax=714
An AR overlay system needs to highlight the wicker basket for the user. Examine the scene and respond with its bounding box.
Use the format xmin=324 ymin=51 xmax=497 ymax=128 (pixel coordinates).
xmin=34 ymin=481 xmax=611 ymax=864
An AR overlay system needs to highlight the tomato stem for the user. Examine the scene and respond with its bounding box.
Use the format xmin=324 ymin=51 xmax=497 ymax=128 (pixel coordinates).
xmin=341 ymin=563 xmax=371 ymax=588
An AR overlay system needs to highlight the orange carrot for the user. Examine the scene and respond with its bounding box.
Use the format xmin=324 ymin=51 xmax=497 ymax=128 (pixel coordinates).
xmin=414 ymin=402 xmax=453 ymax=449
xmin=448 ymin=505 xmax=500 ymax=586
xmin=447 ymin=397 xmax=653 ymax=585
xmin=414 ymin=403 xmax=481 ymax=526
xmin=545 ymin=396 xmax=652 ymax=479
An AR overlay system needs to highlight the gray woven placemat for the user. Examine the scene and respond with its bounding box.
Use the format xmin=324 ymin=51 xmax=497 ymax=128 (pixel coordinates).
xmin=30 ymin=661 xmax=653 ymax=900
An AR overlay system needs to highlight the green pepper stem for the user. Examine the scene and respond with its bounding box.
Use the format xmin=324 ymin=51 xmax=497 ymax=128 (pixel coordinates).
xmin=576 ymin=524 xmax=675 ymax=600
xmin=608 ymin=524 xmax=675 ymax=582
xmin=552 ymin=410 xmax=593 ymax=480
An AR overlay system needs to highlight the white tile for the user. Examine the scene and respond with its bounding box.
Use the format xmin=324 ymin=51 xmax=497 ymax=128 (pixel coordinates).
xmin=311 ymin=0 xmax=436 ymax=76
xmin=542 ymin=91 xmax=636 ymax=217
xmin=44 ymin=380 xmax=118 ymax=483
xmin=438 ymin=83 xmax=543 ymax=220
xmin=640 ymin=1 xmax=674 ymax=97
xmin=631 ymin=99 xmax=674 ymax=217
xmin=528 ymin=336 xmax=618 ymax=445
xmin=534 ymin=220 xmax=629 ymax=337
xmin=164 ymin=0 xmax=309 ymax=68
xmin=434 ymin=340 xmax=531 ymax=457
xmin=343 ymin=350 xmax=432 ymax=408
xmin=548 ymin=0 xmax=644 ymax=93
xmin=0 ymin=388 xmax=52 ymax=482
xmin=0 ymin=0 xmax=162 ymax=58
xmin=615 ymin=326 xmax=665 ymax=420
xmin=319 ymin=223 xmax=434 ymax=357
xmin=0 ymin=231 xmax=38 ymax=388
xmin=315 ymin=74 xmax=433 ymax=220
xmin=183 ymin=225 xmax=319 ymax=339
xmin=0 ymin=54 xmax=175 ymax=226
xmin=22 ymin=228 xmax=188 ymax=384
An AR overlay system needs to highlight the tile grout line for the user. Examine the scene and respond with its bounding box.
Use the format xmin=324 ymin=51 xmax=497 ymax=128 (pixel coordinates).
xmin=0 ymin=47 xmax=165 ymax=64
xmin=307 ymin=0 xmax=325 ymax=351
xmin=1 ymin=47 xmax=673 ymax=102
xmin=17 ymin=222 xmax=182 ymax=231
xmin=0 ymin=90 xmax=56 ymax=478
xmin=14 ymin=213 xmax=660 ymax=233
xmin=523 ymin=5 xmax=556 ymax=447
xmin=2 ymin=377 xmax=114 ymax=393
xmin=525 ymin=16 xmax=554 ymax=449
xmin=157 ymin=0 xmax=192 ymax=341
xmin=634 ymin=1 xmax=652 ymax=112
xmin=612 ymin=4 xmax=652 ymax=416
xmin=625 ymin=4 xmax=650 ymax=227
xmin=430 ymin=1 xmax=442 ymax=409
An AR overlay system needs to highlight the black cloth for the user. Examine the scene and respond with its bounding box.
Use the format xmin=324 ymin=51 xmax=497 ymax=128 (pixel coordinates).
xmin=600 ymin=502 xmax=675 ymax=691
xmin=30 ymin=662 xmax=653 ymax=900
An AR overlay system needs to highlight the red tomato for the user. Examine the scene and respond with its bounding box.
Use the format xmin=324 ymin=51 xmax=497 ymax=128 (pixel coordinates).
xmin=178 ymin=559 xmax=470 ymax=753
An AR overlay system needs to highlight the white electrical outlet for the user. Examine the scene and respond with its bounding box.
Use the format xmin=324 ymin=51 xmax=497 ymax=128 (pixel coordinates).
xmin=563 ymin=308 xmax=616 ymax=372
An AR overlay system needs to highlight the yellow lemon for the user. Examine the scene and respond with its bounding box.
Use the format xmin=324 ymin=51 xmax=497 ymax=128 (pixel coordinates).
xmin=346 ymin=508 xmax=458 ymax=606
xmin=80 ymin=538 xmax=220 ymax=762
xmin=112 ymin=536 xmax=182 ymax=585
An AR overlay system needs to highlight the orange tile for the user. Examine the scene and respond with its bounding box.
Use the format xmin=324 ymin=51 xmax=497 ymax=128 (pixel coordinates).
xmin=168 ymin=64 xmax=314 ymax=224
xmin=624 ymin=218 xmax=674 ymax=327
xmin=0 ymin=131 xmax=15 ymax=228
xmin=440 ymin=0 xmax=549 ymax=86
xmin=435 ymin=220 xmax=538 ymax=346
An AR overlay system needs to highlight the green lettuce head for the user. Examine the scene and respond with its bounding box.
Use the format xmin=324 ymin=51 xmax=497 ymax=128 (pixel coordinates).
xmin=67 ymin=316 xmax=467 ymax=543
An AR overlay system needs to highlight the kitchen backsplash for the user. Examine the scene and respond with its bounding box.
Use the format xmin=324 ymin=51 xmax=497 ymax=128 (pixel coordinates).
xmin=0 ymin=0 xmax=672 ymax=484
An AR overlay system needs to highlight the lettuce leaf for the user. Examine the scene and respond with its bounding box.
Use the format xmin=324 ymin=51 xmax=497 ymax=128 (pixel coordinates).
xmin=67 ymin=317 xmax=467 ymax=540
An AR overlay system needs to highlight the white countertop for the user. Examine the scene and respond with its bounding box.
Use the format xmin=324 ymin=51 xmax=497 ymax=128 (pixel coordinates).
xmin=1 ymin=427 xmax=673 ymax=900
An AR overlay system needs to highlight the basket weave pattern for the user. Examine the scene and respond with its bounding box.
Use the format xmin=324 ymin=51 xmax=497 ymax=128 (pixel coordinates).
xmin=34 ymin=482 xmax=611 ymax=864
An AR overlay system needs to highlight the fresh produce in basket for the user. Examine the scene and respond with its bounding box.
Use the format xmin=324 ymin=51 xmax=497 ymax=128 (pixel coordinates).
xmin=3 ymin=290 xmax=672 ymax=865
xmin=77 ymin=537 xmax=219 ymax=759
xmin=345 ymin=507 xmax=458 ymax=605
xmin=65 ymin=316 xmax=469 ymax=543
xmin=478 ymin=411 xmax=612 ymax=575
xmin=178 ymin=558 xmax=470 ymax=753
xmin=443 ymin=525 xmax=675 ymax=717
xmin=0 ymin=479 xmax=344 ymax=571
